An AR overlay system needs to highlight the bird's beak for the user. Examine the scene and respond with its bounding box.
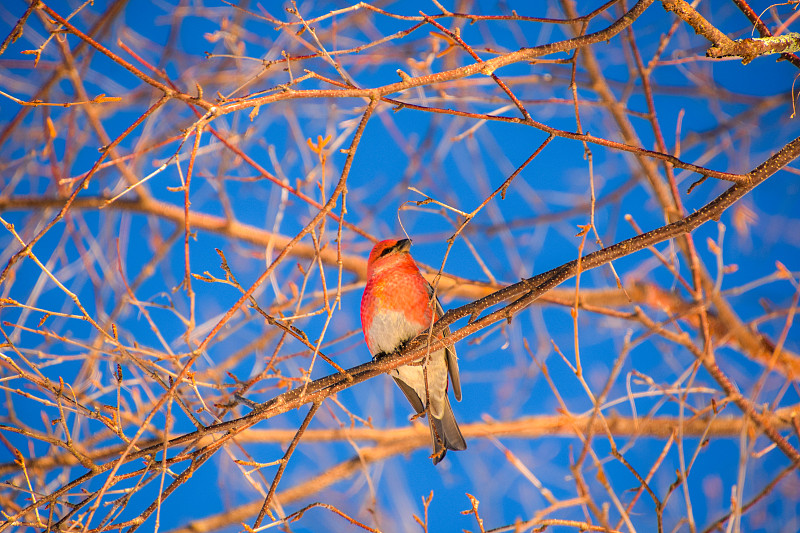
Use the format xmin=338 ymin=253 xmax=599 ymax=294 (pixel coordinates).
xmin=396 ymin=239 xmax=412 ymax=252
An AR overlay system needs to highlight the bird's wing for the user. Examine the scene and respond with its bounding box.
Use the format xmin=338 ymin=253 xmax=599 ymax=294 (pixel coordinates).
xmin=391 ymin=375 xmax=425 ymax=414
xmin=426 ymin=280 xmax=462 ymax=402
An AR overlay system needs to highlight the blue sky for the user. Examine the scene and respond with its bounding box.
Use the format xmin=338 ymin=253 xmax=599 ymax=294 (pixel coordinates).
xmin=1 ymin=0 xmax=800 ymax=531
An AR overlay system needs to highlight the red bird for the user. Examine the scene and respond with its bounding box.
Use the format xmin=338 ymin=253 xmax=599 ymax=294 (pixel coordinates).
xmin=360 ymin=238 xmax=466 ymax=464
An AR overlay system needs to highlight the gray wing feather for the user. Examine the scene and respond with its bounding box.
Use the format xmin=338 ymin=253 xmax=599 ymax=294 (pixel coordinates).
xmin=430 ymin=395 xmax=467 ymax=465
xmin=391 ymin=376 xmax=425 ymax=414
xmin=426 ymin=281 xmax=462 ymax=402
xmin=394 ymin=375 xmax=467 ymax=464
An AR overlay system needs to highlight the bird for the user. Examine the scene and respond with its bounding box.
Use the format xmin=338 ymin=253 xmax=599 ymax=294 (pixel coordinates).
xmin=360 ymin=238 xmax=466 ymax=464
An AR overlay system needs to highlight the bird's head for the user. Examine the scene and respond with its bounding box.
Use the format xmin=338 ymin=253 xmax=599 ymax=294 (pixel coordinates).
xmin=366 ymin=238 xmax=413 ymax=274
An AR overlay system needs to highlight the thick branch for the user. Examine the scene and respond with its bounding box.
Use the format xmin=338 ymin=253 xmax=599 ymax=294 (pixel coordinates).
xmin=708 ymin=33 xmax=800 ymax=64
xmin=662 ymin=0 xmax=800 ymax=65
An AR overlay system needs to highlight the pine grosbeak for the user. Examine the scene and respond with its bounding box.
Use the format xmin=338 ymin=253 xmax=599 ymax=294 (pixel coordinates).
xmin=360 ymin=238 xmax=466 ymax=464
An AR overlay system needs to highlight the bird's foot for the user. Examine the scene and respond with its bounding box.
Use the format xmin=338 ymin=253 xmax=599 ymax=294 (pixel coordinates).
xmin=409 ymin=410 xmax=427 ymax=422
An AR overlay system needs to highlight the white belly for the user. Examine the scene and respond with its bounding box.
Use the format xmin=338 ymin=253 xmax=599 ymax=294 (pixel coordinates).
xmin=366 ymin=309 xmax=425 ymax=355
xmin=367 ymin=310 xmax=448 ymax=418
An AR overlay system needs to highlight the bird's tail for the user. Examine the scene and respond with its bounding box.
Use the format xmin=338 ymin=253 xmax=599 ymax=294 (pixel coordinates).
xmin=429 ymin=395 xmax=466 ymax=465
